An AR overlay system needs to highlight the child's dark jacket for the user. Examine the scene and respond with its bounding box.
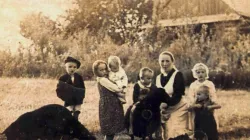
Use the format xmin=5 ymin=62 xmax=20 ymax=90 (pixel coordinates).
xmin=56 ymin=73 xmax=85 ymax=107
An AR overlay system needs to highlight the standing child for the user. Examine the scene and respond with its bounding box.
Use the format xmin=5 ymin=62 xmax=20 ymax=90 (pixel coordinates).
xmin=108 ymin=56 xmax=128 ymax=104
xmin=56 ymin=56 xmax=85 ymax=120
xmin=188 ymin=63 xmax=219 ymax=130
xmin=92 ymin=60 xmax=125 ymax=140
xmin=188 ymin=85 xmax=221 ymax=140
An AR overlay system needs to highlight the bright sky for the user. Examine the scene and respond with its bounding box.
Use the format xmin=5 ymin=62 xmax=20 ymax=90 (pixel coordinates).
xmin=0 ymin=0 xmax=74 ymax=52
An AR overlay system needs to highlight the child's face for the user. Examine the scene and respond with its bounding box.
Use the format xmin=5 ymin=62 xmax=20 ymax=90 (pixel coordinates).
xmin=109 ymin=61 xmax=119 ymax=73
xmin=65 ymin=62 xmax=77 ymax=75
xmin=97 ymin=63 xmax=108 ymax=77
xmin=196 ymin=89 xmax=209 ymax=102
xmin=141 ymin=71 xmax=153 ymax=86
xmin=195 ymin=67 xmax=206 ymax=81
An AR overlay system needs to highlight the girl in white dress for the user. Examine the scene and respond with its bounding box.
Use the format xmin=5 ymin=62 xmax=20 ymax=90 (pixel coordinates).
xmin=188 ymin=63 xmax=219 ymax=131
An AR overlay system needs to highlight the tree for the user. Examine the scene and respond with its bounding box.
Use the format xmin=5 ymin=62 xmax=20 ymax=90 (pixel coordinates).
xmin=20 ymin=13 xmax=68 ymax=63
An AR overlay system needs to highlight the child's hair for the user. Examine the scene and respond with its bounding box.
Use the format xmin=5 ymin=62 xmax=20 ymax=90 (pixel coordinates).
xmin=197 ymin=85 xmax=210 ymax=96
xmin=196 ymin=85 xmax=210 ymax=102
xmin=64 ymin=56 xmax=81 ymax=68
xmin=107 ymin=56 xmax=121 ymax=68
xmin=192 ymin=63 xmax=209 ymax=79
xmin=92 ymin=60 xmax=107 ymax=76
xmin=139 ymin=67 xmax=154 ymax=81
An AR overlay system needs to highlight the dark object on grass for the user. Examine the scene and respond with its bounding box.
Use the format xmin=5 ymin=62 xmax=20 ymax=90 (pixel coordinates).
xmin=2 ymin=104 xmax=96 ymax=140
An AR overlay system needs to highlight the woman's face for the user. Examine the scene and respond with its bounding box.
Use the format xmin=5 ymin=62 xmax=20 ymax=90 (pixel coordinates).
xmin=159 ymin=54 xmax=174 ymax=72
xmin=195 ymin=67 xmax=206 ymax=82
xmin=97 ymin=63 xmax=108 ymax=77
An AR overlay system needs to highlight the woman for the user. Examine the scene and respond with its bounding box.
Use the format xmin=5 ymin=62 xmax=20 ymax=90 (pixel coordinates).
xmin=92 ymin=60 xmax=125 ymax=140
xmin=155 ymin=51 xmax=188 ymax=139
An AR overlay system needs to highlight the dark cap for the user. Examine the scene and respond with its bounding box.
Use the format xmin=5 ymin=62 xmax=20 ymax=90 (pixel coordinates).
xmin=64 ymin=56 xmax=81 ymax=68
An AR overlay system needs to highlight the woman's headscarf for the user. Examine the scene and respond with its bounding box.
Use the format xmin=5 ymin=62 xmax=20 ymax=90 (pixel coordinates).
xmin=158 ymin=51 xmax=176 ymax=75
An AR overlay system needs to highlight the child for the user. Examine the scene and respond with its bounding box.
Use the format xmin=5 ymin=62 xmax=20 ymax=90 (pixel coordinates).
xmin=108 ymin=56 xmax=128 ymax=104
xmin=92 ymin=60 xmax=125 ymax=140
xmin=128 ymin=67 xmax=163 ymax=139
xmin=133 ymin=67 xmax=156 ymax=103
xmin=188 ymin=85 xmax=221 ymax=140
xmin=188 ymin=63 xmax=219 ymax=130
xmin=56 ymin=56 xmax=85 ymax=120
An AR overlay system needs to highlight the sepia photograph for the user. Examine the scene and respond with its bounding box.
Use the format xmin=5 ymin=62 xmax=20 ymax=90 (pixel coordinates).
xmin=0 ymin=0 xmax=250 ymax=139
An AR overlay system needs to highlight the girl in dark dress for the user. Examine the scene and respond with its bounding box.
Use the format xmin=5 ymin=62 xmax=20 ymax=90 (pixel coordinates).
xmin=92 ymin=60 xmax=125 ymax=140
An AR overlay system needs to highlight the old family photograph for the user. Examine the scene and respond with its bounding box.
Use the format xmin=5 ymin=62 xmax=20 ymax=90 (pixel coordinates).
xmin=0 ymin=0 xmax=250 ymax=140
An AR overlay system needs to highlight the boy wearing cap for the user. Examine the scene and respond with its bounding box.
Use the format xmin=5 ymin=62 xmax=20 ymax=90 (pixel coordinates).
xmin=57 ymin=56 xmax=85 ymax=120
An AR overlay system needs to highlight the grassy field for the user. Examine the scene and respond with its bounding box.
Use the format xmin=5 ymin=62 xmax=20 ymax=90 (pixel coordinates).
xmin=0 ymin=78 xmax=250 ymax=140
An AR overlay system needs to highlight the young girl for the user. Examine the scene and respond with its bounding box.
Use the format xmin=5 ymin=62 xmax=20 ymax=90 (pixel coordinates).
xmin=108 ymin=56 xmax=128 ymax=104
xmin=188 ymin=63 xmax=219 ymax=130
xmin=188 ymin=85 xmax=221 ymax=140
xmin=92 ymin=60 xmax=125 ymax=140
xmin=56 ymin=56 xmax=85 ymax=120
xmin=133 ymin=67 xmax=155 ymax=103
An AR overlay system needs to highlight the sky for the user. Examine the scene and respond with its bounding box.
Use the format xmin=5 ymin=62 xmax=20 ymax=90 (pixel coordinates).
xmin=0 ymin=0 xmax=249 ymax=53
xmin=0 ymin=0 xmax=74 ymax=52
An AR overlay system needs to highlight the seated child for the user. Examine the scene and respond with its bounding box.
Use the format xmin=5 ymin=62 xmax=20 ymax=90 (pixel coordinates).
xmin=56 ymin=56 xmax=85 ymax=120
xmin=188 ymin=85 xmax=221 ymax=140
xmin=127 ymin=67 xmax=159 ymax=137
xmin=108 ymin=56 xmax=128 ymax=104
xmin=133 ymin=67 xmax=155 ymax=103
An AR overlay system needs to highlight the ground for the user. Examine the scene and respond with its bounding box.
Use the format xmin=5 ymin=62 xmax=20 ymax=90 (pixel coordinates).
xmin=0 ymin=78 xmax=250 ymax=140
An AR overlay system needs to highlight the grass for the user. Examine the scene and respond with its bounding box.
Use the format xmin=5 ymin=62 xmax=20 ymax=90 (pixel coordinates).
xmin=0 ymin=78 xmax=250 ymax=140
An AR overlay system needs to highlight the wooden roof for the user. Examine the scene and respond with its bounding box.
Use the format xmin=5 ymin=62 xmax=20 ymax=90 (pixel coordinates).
xmin=141 ymin=13 xmax=241 ymax=28
xmin=222 ymin=0 xmax=250 ymax=17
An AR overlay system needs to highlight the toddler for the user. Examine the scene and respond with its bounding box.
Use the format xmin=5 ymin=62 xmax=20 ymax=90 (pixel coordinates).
xmin=108 ymin=56 xmax=128 ymax=104
xmin=188 ymin=85 xmax=221 ymax=140
xmin=133 ymin=67 xmax=156 ymax=103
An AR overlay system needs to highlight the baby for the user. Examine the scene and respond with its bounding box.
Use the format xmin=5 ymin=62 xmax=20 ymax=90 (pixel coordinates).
xmin=188 ymin=85 xmax=221 ymax=140
xmin=108 ymin=56 xmax=128 ymax=104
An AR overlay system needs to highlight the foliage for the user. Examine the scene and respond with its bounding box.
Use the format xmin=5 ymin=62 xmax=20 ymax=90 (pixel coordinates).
xmin=0 ymin=0 xmax=250 ymax=89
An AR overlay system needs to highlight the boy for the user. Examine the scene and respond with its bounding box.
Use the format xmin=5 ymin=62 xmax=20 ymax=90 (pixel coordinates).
xmin=56 ymin=56 xmax=85 ymax=120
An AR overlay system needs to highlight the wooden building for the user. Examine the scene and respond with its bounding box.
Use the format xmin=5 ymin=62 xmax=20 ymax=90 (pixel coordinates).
xmin=143 ymin=0 xmax=249 ymax=32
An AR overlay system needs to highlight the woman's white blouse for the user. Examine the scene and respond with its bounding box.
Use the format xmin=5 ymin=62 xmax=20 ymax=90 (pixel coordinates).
xmin=156 ymin=70 xmax=178 ymax=97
